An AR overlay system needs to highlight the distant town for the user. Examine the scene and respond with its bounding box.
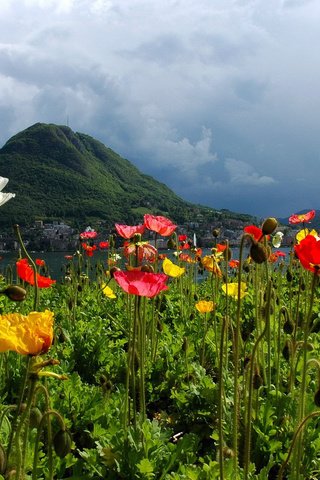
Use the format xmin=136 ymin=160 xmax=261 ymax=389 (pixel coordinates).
xmin=0 ymin=215 xmax=295 ymax=253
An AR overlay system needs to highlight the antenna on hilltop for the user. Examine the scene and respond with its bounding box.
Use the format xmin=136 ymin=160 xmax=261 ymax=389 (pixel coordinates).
xmin=66 ymin=114 xmax=69 ymax=127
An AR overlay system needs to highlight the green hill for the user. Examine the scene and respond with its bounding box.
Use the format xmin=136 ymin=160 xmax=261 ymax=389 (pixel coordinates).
xmin=0 ymin=122 xmax=253 ymax=228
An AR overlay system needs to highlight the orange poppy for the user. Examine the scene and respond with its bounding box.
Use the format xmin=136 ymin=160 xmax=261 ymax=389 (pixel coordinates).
xmin=16 ymin=259 xmax=56 ymax=288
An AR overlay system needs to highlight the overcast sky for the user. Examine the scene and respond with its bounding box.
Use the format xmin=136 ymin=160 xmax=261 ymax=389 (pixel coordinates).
xmin=0 ymin=0 xmax=319 ymax=219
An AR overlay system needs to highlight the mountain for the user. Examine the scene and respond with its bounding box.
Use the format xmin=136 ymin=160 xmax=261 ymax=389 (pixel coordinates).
xmin=0 ymin=123 xmax=254 ymax=228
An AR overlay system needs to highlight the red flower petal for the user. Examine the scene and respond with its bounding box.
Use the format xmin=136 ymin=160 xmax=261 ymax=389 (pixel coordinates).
xmin=113 ymin=270 xmax=168 ymax=298
xmin=144 ymin=214 xmax=177 ymax=237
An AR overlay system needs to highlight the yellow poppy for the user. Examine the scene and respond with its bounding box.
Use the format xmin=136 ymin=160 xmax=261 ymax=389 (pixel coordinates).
xmin=296 ymin=228 xmax=318 ymax=243
xmin=195 ymin=300 xmax=215 ymax=313
xmin=102 ymin=284 xmax=116 ymax=299
xmin=221 ymin=282 xmax=247 ymax=300
xmin=162 ymin=257 xmax=185 ymax=278
xmin=201 ymin=256 xmax=222 ymax=277
xmin=0 ymin=310 xmax=54 ymax=356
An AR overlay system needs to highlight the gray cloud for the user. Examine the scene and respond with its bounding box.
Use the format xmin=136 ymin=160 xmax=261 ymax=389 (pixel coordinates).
xmin=0 ymin=0 xmax=319 ymax=218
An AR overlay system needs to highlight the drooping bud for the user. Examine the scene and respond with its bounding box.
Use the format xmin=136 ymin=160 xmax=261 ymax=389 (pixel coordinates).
xmin=1 ymin=285 xmax=27 ymax=302
xmin=109 ymin=266 xmax=121 ymax=278
xmin=262 ymin=217 xmax=278 ymax=235
xmin=141 ymin=264 xmax=154 ymax=273
xmin=53 ymin=429 xmax=72 ymax=458
xmin=314 ymin=389 xmax=320 ymax=407
xmin=29 ymin=407 xmax=42 ymax=429
xmin=212 ymin=228 xmax=220 ymax=238
xmin=0 ymin=444 xmax=7 ymax=474
xmin=167 ymin=237 xmax=176 ymax=249
xmin=250 ymin=241 xmax=268 ymax=264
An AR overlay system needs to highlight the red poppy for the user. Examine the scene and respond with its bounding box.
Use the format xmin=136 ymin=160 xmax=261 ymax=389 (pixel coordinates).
xmin=80 ymin=230 xmax=98 ymax=239
xmin=178 ymin=234 xmax=187 ymax=242
xmin=35 ymin=259 xmax=45 ymax=267
xmin=82 ymin=243 xmax=97 ymax=257
xmin=16 ymin=258 xmax=56 ymax=288
xmin=113 ymin=270 xmax=168 ymax=298
xmin=294 ymin=234 xmax=320 ymax=274
xmin=289 ymin=209 xmax=316 ymax=225
xmin=275 ymin=250 xmax=286 ymax=257
xmin=115 ymin=223 xmax=145 ymax=239
xmin=99 ymin=241 xmax=109 ymax=249
xmin=179 ymin=242 xmax=190 ymax=250
xmin=144 ymin=214 xmax=177 ymax=237
xmin=179 ymin=253 xmax=196 ymax=263
xmin=216 ymin=243 xmax=227 ymax=252
xmin=229 ymin=259 xmax=240 ymax=268
xmin=244 ymin=225 xmax=263 ymax=241
xmin=64 ymin=255 xmax=73 ymax=261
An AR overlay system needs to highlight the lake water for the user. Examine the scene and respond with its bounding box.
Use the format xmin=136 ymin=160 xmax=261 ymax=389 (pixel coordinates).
xmin=0 ymin=245 xmax=292 ymax=284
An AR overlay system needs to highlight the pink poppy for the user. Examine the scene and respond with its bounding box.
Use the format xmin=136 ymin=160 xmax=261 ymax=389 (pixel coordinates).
xmin=80 ymin=230 xmax=98 ymax=239
xmin=289 ymin=209 xmax=316 ymax=225
xmin=144 ymin=214 xmax=177 ymax=236
xmin=113 ymin=270 xmax=168 ymax=298
xmin=115 ymin=223 xmax=145 ymax=239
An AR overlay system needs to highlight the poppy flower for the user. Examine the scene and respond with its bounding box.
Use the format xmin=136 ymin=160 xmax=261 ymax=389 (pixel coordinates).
xmin=275 ymin=250 xmax=286 ymax=257
xmin=82 ymin=243 xmax=97 ymax=257
xmin=179 ymin=242 xmax=190 ymax=250
xmin=195 ymin=300 xmax=215 ymax=313
xmin=178 ymin=235 xmax=187 ymax=242
xmin=36 ymin=259 xmax=45 ymax=267
xmin=216 ymin=243 xmax=227 ymax=253
xmin=123 ymin=242 xmax=157 ymax=263
xmin=222 ymin=282 xmax=247 ymax=300
xmin=295 ymin=228 xmax=318 ymax=244
xmin=16 ymin=259 xmax=56 ymax=288
xmin=101 ymin=284 xmax=116 ymax=299
xmin=294 ymin=234 xmax=320 ymax=274
xmin=162 ymin=257 xmax=185 ymax=278
xmin=229 ymin=259 xmax=240 ymax=269
xmin=289 ymin=209 xmax=315 ymax=225
xmin=244 ymin=225 xmax=263 ymax=242
xmin=99 ymin=241 xmax=109 ymax=249
xmin=272 ymin=231 xmax=284 ymax=248
xmin=201 ymin=256 xmax=222 ymax=277
xmin=179 ymin=253 xmax=196 ymax=263
xmin=0 ymin=310 xmax=54 ymax=355
xmin=0 ymin=176 xmax=15 ymax=207
xmin=80 ymin=228 xmax=98 ymax=239
xmin=64 ymin=255 xmax=73 ymax=261
xmin=144 ymin=214 xmax=177 ymax=236
xmin=115 ymin=223 xmax=145 ymax=239
xmin=113 ymin=270 xmax=168 ymax=298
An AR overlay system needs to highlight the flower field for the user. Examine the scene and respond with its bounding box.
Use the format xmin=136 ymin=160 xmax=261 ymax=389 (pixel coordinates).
xmin=1 ymin=197 xmax=320 ymax=478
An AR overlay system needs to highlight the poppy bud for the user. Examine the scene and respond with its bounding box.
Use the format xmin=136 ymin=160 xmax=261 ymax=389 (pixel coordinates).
xmin=222 ymin=446 xmax=235 ymax=458
xmin=250 ymin=241 xmax=268 ymax=264
xmin=283 ymin=320 xmax=294 ymax=334
xmin=53 ymin=429 xmax=72 ymax=458
xmin=253 ymin=373 xmax=263 ymax=389
xmin=262 ymin=217 xmax=278 ymax=235
xmin=141 ymin=264 xmax=154 ymax=273
xmin=167 ymin=237 xmax=176 ymax=249
xmin=0 ymin=444 xmax=7 ymax=474
xmin=29 ymin=407 xmax=42 ymax=429
xmin=314 ymin=389 xmax=320 ymax=407
xmin=133 ymin=233 xmax=142 ymax=243
xmin=286 ymin=269 xmax=293 ymax=282
xmin=212 ymin=228 xmax=220 ymax=238
xmin=109 ymin=266 xmax=121 ymax=278
xmin=282 ymin=341 xmax=290 ymax=361
xmin=182 ymin=337 xmax=188 ymax=352
xmin=1 ymin=285 xmax=27 ymax=302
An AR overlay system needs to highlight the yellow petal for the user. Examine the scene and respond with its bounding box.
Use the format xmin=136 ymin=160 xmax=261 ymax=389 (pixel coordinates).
xmin=296 ymin=228 xmax=318 ymax=243
xmin=162 ymin=257 xmax=185 ymax=278
xmin=102 ymin=284 xmax=117 ymax=299
xmin=221 ymin=282 xmax=247 ymax=300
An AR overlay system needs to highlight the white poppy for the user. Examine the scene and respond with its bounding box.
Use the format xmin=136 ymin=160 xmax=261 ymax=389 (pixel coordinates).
xmin=272 ymin=231 xmax=284 ymax=248
xmin=0 ymin=176 xmax=15 ymax=207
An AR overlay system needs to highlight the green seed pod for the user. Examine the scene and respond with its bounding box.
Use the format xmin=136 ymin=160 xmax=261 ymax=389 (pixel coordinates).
xmin=250 ymin=241 xmax=268 ymax=264
xmin=1 ymin=285 xmax=27 ymax=302
xmin=262 ymin=217 xmax=278 ymax=235
xmin=29 ymin=407 xmax=42 ymax=429
xmin=53 ymin=429 xmax=72 ymax=458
